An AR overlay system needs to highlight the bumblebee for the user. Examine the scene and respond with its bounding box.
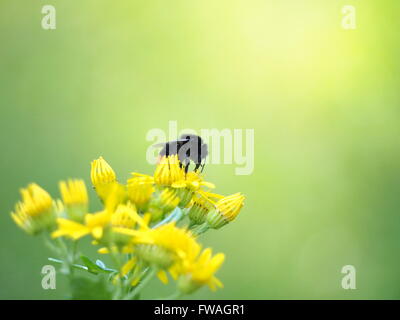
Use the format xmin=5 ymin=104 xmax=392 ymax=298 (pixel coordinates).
xmin=154 ymin=134 xmax=208 ymax=173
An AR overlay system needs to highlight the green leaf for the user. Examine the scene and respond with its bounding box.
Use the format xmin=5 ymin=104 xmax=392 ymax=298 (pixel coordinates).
xmin=96 ymin=259 xmax=115 ymax=272
xmin=95 ymin=259 xmax=106 ymax=269
xmin=80 ymin=255 xmax=113 ymax=274
xmin=70 ymin=276 xmax=113 ymax=300
xmin=48 ymin=257 xmax=89 ymax=272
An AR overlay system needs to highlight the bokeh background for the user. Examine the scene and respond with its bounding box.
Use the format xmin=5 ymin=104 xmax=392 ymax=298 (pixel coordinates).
xmin=1 ymin=0 xmax=400 ymax=299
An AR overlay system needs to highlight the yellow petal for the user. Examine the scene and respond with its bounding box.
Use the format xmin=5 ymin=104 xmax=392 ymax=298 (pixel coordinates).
xmin=201 ymin=181 xmax=215 ymax=189
xmin=121 ymin=258 xmax=137 ymax=277
xmin=51 ymin=218 xmax=89 ymax=240
xmin=92 ymin=226 xmax=103 ymax=239
xmin=113 ymin=227 xmax=138 ymax=236
xmin=98 ymin=247 xmax=109 ymax=254
xmin=171 ymin=181 xmax=186 ymax=188
xmin=157 ymin=270 xmax=169 ymax=284
xmin=131 ymin=277 xmax=140 ymax=286
xmin=142 ymin=213 xmax=152 ymax=227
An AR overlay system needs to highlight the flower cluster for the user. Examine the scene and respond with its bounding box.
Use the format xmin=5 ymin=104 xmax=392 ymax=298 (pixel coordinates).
xmin=10 ymin=155 xmax=245 ymax=299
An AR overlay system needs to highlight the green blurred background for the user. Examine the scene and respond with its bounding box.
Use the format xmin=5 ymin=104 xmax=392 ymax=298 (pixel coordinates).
xmin=1 ymin=0 xmax=400 ymax=299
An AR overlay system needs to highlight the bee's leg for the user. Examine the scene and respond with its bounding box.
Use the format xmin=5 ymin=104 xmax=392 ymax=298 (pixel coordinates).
xmin=194 ymin=162 xmax=201 ymax=172
xmin=184 ymin=162 xmax=190 ymax=174
xmin=198 ymin=157 xmax=206 ymax=173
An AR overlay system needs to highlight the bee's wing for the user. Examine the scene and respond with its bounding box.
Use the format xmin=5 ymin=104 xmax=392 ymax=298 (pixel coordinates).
xmin=151 ymin=139 xmax=189 ymax=148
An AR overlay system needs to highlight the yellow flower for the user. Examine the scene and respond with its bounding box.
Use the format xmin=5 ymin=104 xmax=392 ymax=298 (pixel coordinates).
xmin=111 ymin=203 xmax=138 ymax=229
xmin=215 ymin=193 xmax=245 ymax=221
xmin=11 ymin=183 xmax=56 ymax=235
xmin=154 ymin=155 xmax=185 ymax=186
xmin=127 ymin=173 xmax=154 ymax=208
xmin=96 ymin=181 xmax=127 ymax=212
xmin=16 ymin=183 xmax=52 ymax=217
xmin=110 ymin=203 xmax=143 ymax=246
xmin=159 ymin=188 xmax=180 ymax=211
xmin=206 ymin=193 xmax=245 ymax=229
xmin=178 ymin=248 xmax=225 ymax=293
xmin=171 ymin=171 xmax=216 ymax=207
xmin=52 ymin=210 xmax=110 ymax=240
xmin=60 ymin=179 xmax=88 ymax=205
xmin=187 ymin=196 xmax=213 ymax=226
xmin=51 ymin=218 xmax=91 ymax=240
xmin=154 ymin=156 xmax=217 ymax=207
xmin=52 ymin=202 xmax=141 ymax=243
xmin=91 ymin=157 xmax=125 ymax=207
xmin=91 ymin=156 xmax=116 ymax=188
xmin=146 ymin=187 xmax=181 ymax=222
xmin=172 ymin=171 xmax=215 ymax=192
xmin=116 ymin=222 xmax=201 ymax=270
xmin=59 ymin=179 xmax=88 ymax=222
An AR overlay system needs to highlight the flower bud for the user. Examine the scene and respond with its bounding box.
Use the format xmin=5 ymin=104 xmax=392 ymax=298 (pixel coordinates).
xmin=59 ymin=179 xmax=88 ymax=222
xmin=206 ymin=193 xmax=244 ymax=229
xmin=175 ymin=188 xmax=194 ymax=208
xmin=135 ymin=244 xmax=176 ymax=269
xmin=90 ymin=156 xmax=116 ymax=188
xmin=11 ymin=183 xmax=56 ymax=235
xmin=109 ymin=203 xmax=139 ymax=246
xmin=154 ymin=155 xmax=185 ymax=186
xmin=187 ymin=197 xmax=213 ymax=226
xmin=159 ymin=188 xmax=180 ymax=212
xmin=127 ymin=174 xmax=154 ymax=209
xmin=148 ymin=187 xmax=181 ymax=222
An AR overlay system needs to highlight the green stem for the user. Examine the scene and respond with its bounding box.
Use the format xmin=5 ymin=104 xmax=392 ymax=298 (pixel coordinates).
xmin=123 ymin=268 xmax=157 ymax=300
xmin=48 ymin=258 xmax=88 ymax=271
xmin=43 ymin=234 xmax=61 ymax=254
xmin=153 ymin=207 xmax=183 ymax=228
xmin=125 ymin=266 xmax=149 ymax=289
xmin=191 ymin=223 xmax=210 ymax=236
xmin=68 ymin=239 xmax=79 ymax=276
xmin=46 ymin=237 xmax=73 ymax=277
xmin=188 ymin=221 xmax=198 ymax=229
xmin=110 ymin=250 xmax=124 ymax=300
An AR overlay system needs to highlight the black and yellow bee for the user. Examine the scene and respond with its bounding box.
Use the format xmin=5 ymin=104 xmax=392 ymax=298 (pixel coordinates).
xmin=153 ymin=134 xmax=208 ymax=173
